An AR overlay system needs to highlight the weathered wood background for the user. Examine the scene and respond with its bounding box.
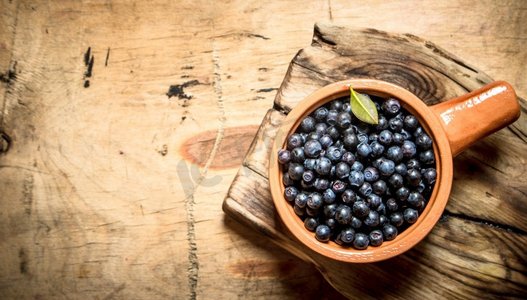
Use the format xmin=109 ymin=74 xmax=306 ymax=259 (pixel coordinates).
xmin=0 ymin=1 xmax=526 ymax=299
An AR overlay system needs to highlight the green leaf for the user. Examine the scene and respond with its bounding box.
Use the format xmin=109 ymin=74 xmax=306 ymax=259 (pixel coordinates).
xmin=349 ymin=86 xmax=379 ymax=125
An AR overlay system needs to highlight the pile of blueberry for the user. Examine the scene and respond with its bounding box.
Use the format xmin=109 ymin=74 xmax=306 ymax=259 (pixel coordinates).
xmin=277 ymin=95 xmax=437 ymax=250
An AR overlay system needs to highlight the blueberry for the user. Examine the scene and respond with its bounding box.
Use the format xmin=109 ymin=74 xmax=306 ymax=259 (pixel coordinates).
xmin=357 ymin=142 xmax=372 ymax=158
xmin=400 ymin=129 xmax=411 ymax=140
xmin=326 ymin=146 xmax=343 ymax=162
xmin=370 ymin=141 xmax=385 ymax=158
xmin=337 ymin=112 xmax=352 ymax=128
xmin=327 ymin=109 xmax=339 ymax=125
xmin=319 ymin=134 xmax=333 ymax=149
xmin=372 ymin=180 xmax=387 ymax=195
xmin=314 ymin=178 xmax=330 ymax=190
xmin=395 ymin=187 xmax=410 ymax=201
xmin=306 ymin=207 xmax=318 ymax=217
xmin=287 ymin=133 xmax=303 ymax=150
xmin=342 ymin=102 xmax=351 ymax=112
xmin=337 ymin=227 xmax=355 ymax=245
xmin=419 ymin=149 xmax=435 ymax=165
xmin=315 ymin=157 xmax=332 ymax=175
xmin=329 ymin=165 xmax=336 ymax=178
xmin=343 ymin=134 xmax=359 ymax=151
xmin=386 ymin=198 xmax=398 ymax=212
xmin=277 ymin=149 xmax=291 ymax=164
xmin=353 ymin=233 xmax=370 ymax=250
xmin=383 ymin=224 xmax=398 ymax=241
xmin=336 ymin=162 xmax=351 ymax=179
xmin=382 ymin=98 xmax=401 ymax=115
xmin=367 ymin=193 xmax=382 ymax=209
xmin=302 ymin=170 xmax=315 ymax=183
xmin=288 ymin=163 xmax=304 ymax=181
xmin=364 ymin=167 xmax=380 ymax=182
xmin=414 ymin=126 xmax=424 ymax=137
xmin=295 ymin=193 xmax=308 ymax=208
xmin=341 ymin=189 xmax=356 ymax=204
xmin=330 ymin=100 xmax=343 ymax=111
xmin=401 ymin=140 xmax=417 ymax=158
xmin=284 ymin=186 xmax=298 ymax=202
xmin=394 ymin=163 xmax=407 ymax=176
xmin=390 ymin=212 xmax=404 ymax=227
xmin=406 ymin=159 xmax=421 ymax=170
xmin=353 ymin=201 xmax=370 ymax=219
xmin=304 ymin=217 xmax=318 ymax=231
xmin=315 ymin=225 xmax=331 ymax=242
xmin=323 ymin=189 xmax=336 ymax=204
xmin=307 ymin=132 xmax=321 ymax=141
xmin=351 ymin=216 xmax=362 ymax=229
xmin=378 ymin=159 xmax=395 ymax=177
xmin=416 ymin=133 xmax=432 ymax=149
xmin=312 ymin=123 xmax=328 ymax=135
xmin=282 ymin=172 xmax=294 ymax=186
xmin=326 ymin=126 xmax=340 ymax=140
xmin=325 ymin=218 xmax=337 ymax=230
xmin=404 ymin=208 xmax=419 ymax=224
xmin=364 ymin=210 xmax=380 ymax=227
xmin=359 ymin=182 xmax=373 ymax=197
xmin=331 ymin=180 xmax=347 ymax=194
xmin=389 ymin=117 xmax=404 ymax=132
xmin=369 ymin=230 xmax=384 ymax=247
xmin=300 ymin=116 xmax=316 ymax=133
xmin=379 ymin=213 xmax=388 ymax=225
xmin=349 ymin=170 xmax=365 ymax=187
xmin=313 ymin=107 xmax=329 ymax=121
xmin=357 ymin=133 xmax=369 ymax=144
xmin=392 ymin=133 xmax=404 ymax=144
xmin=417 ymin=181 xmax=427 ymax=194
xmin=386 ymin=146 xmax=403 ymax=162
xmin=423 ymin=168 xmax=437 ymax=185
xmin=304 ymin=158 xmax=317 ymax=170
xmin=407 ymin=192 xmax=424 ymax=208
xmin=376 ymin=116 xmax=389 ymax=130
xmin=404 ymin=115 xmax=418 ymax=131
xmin=378 ymin=130 xmax=393 ymax=145
xmin=293 ymin=204 xmax=305 ymax=217
xmin=304 ymin=140 xmax=322 ymax=158
xmin=335 ymin=205 xmax=352 ymax=225
xmin=369 ymin=133 xmax=379 ymax=142
xmin=388 ymin=173 xmax=404 ymax=189
xmin=323 ymin=203 xmax=337 ymax=218
xmin=307 ymin=193 xmax=323 ymax=210
xmin=406 ymin=168 xmax=422 ymax=186
xmin=291 ymin=147 xmax=305 ymax=163
xmin=341 ymin=152 xmax=356 ymax=164
xmin=351 ymin=161 xmax=364 ymax=172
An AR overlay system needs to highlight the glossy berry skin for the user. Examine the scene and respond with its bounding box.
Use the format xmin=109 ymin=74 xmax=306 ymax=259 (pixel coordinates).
xmin=392 ymin=133 xmax=404 ymax=144
xmin=335 ymin=205 xmax=352 ymax=225
xmin=406 ymin=168 xmax=422 ymax=186
xmin=351 ymin=161 xmax=364 ymax=172
xmin=370 ymin=141 xmax=385 ymax=157
xmin=337 ymin=227 xmax=355 ymax=245
xmin=364 ymin=167 xmax=380 ymax=182
xmin=378 ymin=159 xmax=395 ymax=177
xmin=293 ymin=204 xmax=305 ymax=217
xmin=416 ymin=133 xmax=433 ymax=149
xmin=407 ymin=192 xmax=424 ymax=208
xmin=376 ymin=116 xmax=388 ymax=130
xmin=336 ymin=162 xmax=351 ymax=179
xmin=389 ymin=117 xmax=404 ymax=132
xmin=323 ymin=189 xmax=336 ymax=204
xmin=357 ymin=133 xmax=368 ymax=144
xmin=359 ymin=182 xmax=373 ymax=197
xmin=404 ymin=115 xmax=419 ymax=131
xmin=326 ymin=110 xmax=339 ymax=125
xmin=390 ymin=212 xmax=404 ymax=227
xmin=304 ymin=140 xmax=322 ymax=158
xmin=300 ymin=116 xmax=316 ymax=133
xmin=277 ymin=149 xmax=291 ymax=164
xmin=294 ymin=193 xmax=308 ymax=208
xmin=378 ymin=130 xmax=393 ymax=145
xmin=326 ymin=126 xmax=340 ymax=139
xmin=379 ymin=214 xmax=388 ymax=226
xmin=307 ymin=193 xmax=323 ymax=210
xmin=367 ymin=194 xmax=382 ymax=209
xmin=395 ymin=187 xmax=410 ymax=201
xmin=372 ymin=180 xmax=388 ymax=195
xmin=369 ymin=230 xmax=384 ymax=247
xmin=319 ymin=134 xmax=333 ymax=149
xmin=314 ymin=178 xmax=330 ymax=190
xmin=349 ymin=170 xmax=365 ymax=187
xmin=357 ymin=142 xmax=372 ymax=158
xmin=302 ymin=170 xmax=315 ymax=183
xmin=364 ymin=210 xmax=380 ymax=227
xmin=341 ymin=189 xmax=356 ymax=204
xmin=330 ymin=100 xmax=343 ymax=111
xmin=282 ymin=172 xmax=294 ymax=186
xmin=353 ymin=233 xmax=370 ymax=250
xmin=288 ymin=163 xmax=304 ymax=181
xmin=420 ymin=149 xmax=435 ymax=165
xmin=386 ymin=146 xmax=403 ymax=162
xmin=404 ymin=208 xmax=419 ymax=224
xmin=386 ymin=198 xmax=398 ymax=212
xmin=315 ymin=157 xmax=332 ymax=176
xmin=314 ymin=107 xmax=329 ymax=121
xmin=401 ymin=140 xmax=417 ymax=158
xmin=336 ymin=112 xmax=352 ymax=128
xmin=394 ymin=163 xmax=407 ymax=176
xmin=369 ymin=133 xmax=379 ymax=142
xmin=388 ymin=173 xmax=404 ymax=189
xmin=406 ymin=159 xmax=421 ymax=170
xmin=341 ymin=152 xmax=356 ymax=165
xmin=315 ymin=225 xmax=331 ymax=242
xmin=314 ymin=123 xmax=328 ymax=135
xmin=291 ymin=147 xmax=305 ymax=163
xmin=423 ymin=168 xmax=437 ymax=185
xmin=351 ymin=216 xmax=362 ymax=229
xmin=331 ymin=180 xmax=347 ymax=194
xmin=304 ymin=217 xmax=318 ymax=231
xmin=287 ymin=133 xmax=303 ymax=150
xmin=383 ymin=224 xmax=398 ymax=241
xmin=304 ymin=159 xmax=317 ymax=170
xmin=353 ymin=201 xmax=370 ymax=219
xmin=323 ymin=203 xmax=337 ymax=218
xmin=382 ymin=98 xmax=401 ymax=115
xmin=326 ymin=218 xmax=337 ymax=230
xmin=284 ymin=186 xmax=298 ymax=202
xmin=326 ymin=146 xmax=343 ymax=162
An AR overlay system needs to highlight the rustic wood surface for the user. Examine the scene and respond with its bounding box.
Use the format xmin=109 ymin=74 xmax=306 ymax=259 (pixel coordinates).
xmin=1 ymin=1 xmax=526 ymax=299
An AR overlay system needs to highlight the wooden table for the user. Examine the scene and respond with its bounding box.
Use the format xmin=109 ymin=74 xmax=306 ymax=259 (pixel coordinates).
xmin=1 ymin=1 xmax=525 ymax=299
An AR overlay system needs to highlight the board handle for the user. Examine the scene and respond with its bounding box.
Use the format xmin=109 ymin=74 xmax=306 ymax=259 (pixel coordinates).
xmin=430 ymin=81 xmax=520 ymax=156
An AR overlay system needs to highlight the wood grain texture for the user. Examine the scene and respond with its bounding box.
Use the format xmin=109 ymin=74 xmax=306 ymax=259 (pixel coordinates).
xmin=223 ymin=23 xmax=527 ymax=298
xmin=0 ymin=0 xmax=526 ymax=299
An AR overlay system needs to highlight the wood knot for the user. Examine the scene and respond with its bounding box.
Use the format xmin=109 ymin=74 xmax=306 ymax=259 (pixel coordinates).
xmin=0 ymin=131 xmax=11 ymax=154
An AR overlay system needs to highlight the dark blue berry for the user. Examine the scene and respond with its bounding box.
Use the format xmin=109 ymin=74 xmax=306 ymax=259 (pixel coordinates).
xmin=351 ymin=216 xmax=362 ymax=229
xmin=364 ymin=210 xmax=380 ymax=227
xmin=326 ymin=126 xmax=340 ymax=140
xmin=376 ymin=116 xmax=389 ymax=130
xmin=335 ymin=205 xmax=352 ymax=225
xmin=404 ymin=115 xmax=418 ymax=131
xmin=416 ymin=133 xmax=432 ymax=149
xmin=304 ymin=140 xmax=322 ymax=158
xmin=343 ymin=134 xmax=359 ymax=151
xmin=378 ymin=130 xmax=393 ymax=145
xmin=282 ymin=172 xmax=294 ymax=186
xmin=369 ymin=230 xmax=383 ymax=247
xmin=315 ymin=157 xmax=332 ymax=175
xmin=291 ymin=147 xmax=305 ymax=163
xmin=324 ymin=203 xmax=337 ymax=218
xmin=323 ymin=189 xmax=337 ymax=204
xmin=314 ymin=178 xmax=330 ymax=190
xmin=341 ymin=152 xmax=356 ymax=165
xmin=307 ymin=193 xmax=323 ymax=210
xmin=423 ymin=168 xmax=437 ymax=185
xmin=327 ymin=109 xmax=338 ymax=125
xmin=335 ymin=162 xmax=351 ymax=179
xmin=419 ymin=149 xmax=435 ymax=165
xmin=357 ymin=142 xmax=372 ymax=158
xmin=379 ymin=214 xmax=388 ymax=226
xmin=304 ymin=217 xmax=318 ymax=231
xmin=386 ymin=198 xmax=398 ymax=212
xmin=314 ymin=123 xmax=328 ymax=135
xmin=401 ymin=140 xmax=417 ymax=158
xmin=349 ymin=170 xmax=365 ymax=187
xmin=370 ymin=141 xmax=385 ymax=157
xmin=302 ymin=170 xmax=315 ymax=183
xmin=325 ymin=218 xmax=337 ymax=230
xmin=353 ymin=201 xmax=370 ymax=219
xmin=342 ymin=102 xmax=351 ymax=112
xmin=359 ymin=182 xmax=372 ymax=197
xmin=414 ymin=126 xmax=424 ymax=137
xmin=315 ymin=225 xmax=331 ymax=242
xmin=293 ymin=204 xmax=305 ymax=217
xmin=331 ymin=180 xmax=347 ymax=194
xmin=330 ymin=100 xmax=343 ymax=111
xmin=306 ymin=207 xmax=318 ymax=217
xmin=364 ymin=167 xmax=380 ymax=182
xmin=284 ymin=186 xmax=298 ymax=202
xmin=294 ymin=193 xmax=308 ymax=208
xmin=336 ymin=112 xmax=352 ymax=128
xmin=378 ymin=159 xmax=395 ymax=177
xmin=389 ymin=117 xmax=404 ymax=132
xmin=300 ymin=116 xmax=316 ymax=133
xmin=367 ymin=194 xmax=382 ymax=209
xmin=304 ymin=158 xmax=317 ymax=170
xmin=277 ymin=149 xmax=291 ymax=164
xmin=337 ymin=227 xmax=355 ymax=245
xmin=406 ymin=168 xmax=422 ymax=186
xmin=390 ymin=212 xmax=404 ymax=227
xmin=400 ymin=129 xmax=412 ymax=140
xmin=318 ymin=134 xmax=333 ymax=149
xmin=407 ymin=192 xmax=424 ymax=208
xmin=388 ymin=173 xmax=404 ymax=189
xmin=351 ymin=161 xmax=364 ymax=172
xmin=287 ymin=133 xmax=303 ymax=150
xmin=341 ymin=189 xmax=356 ymax=204
xmin=392 ymin=133 xmax=404 ymax=144
xmin=382 ymin=98 xmax=401 ymax=115
xmin=288 ymin=163 xmax=304 ymax=181
xmin=395 ymin=187 xmax=410 ymax=201
xmin=372 ymin=180 xmax=387 ymax=195
xmin=386 ymin=146 xmax=403 ymax=162
xmin=407 ymin=159 xmax=421 ymax=170
xmin=313 ymin=107 xmax=329 ymax=121
xmin=395 ymin=163 xmax=407 ymax=176
xmin=404 ymin=208 xmax=419 ymax=224
xmin=326 ymin=146 xmax=343 ymax=162
xmin=307 ymin=132 xmax=321 ymax=141
xmin=383 ymin=224 xmax=398 ymax=241
xmin=369 ymin=133 xmax=379 ymax=142
xmin=353 ymin=233 xmax=370 ymax=250
xmin=357 ymin=133 xmax=369 ymax=143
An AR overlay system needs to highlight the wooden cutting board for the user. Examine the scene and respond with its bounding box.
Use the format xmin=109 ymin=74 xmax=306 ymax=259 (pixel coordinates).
xmin=222 ymin=23 xmax=527 ymax=299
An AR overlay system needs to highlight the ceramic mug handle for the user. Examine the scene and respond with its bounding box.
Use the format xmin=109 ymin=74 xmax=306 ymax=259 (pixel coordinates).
xmin=430 ymin=81 xmax=521 ymax=156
